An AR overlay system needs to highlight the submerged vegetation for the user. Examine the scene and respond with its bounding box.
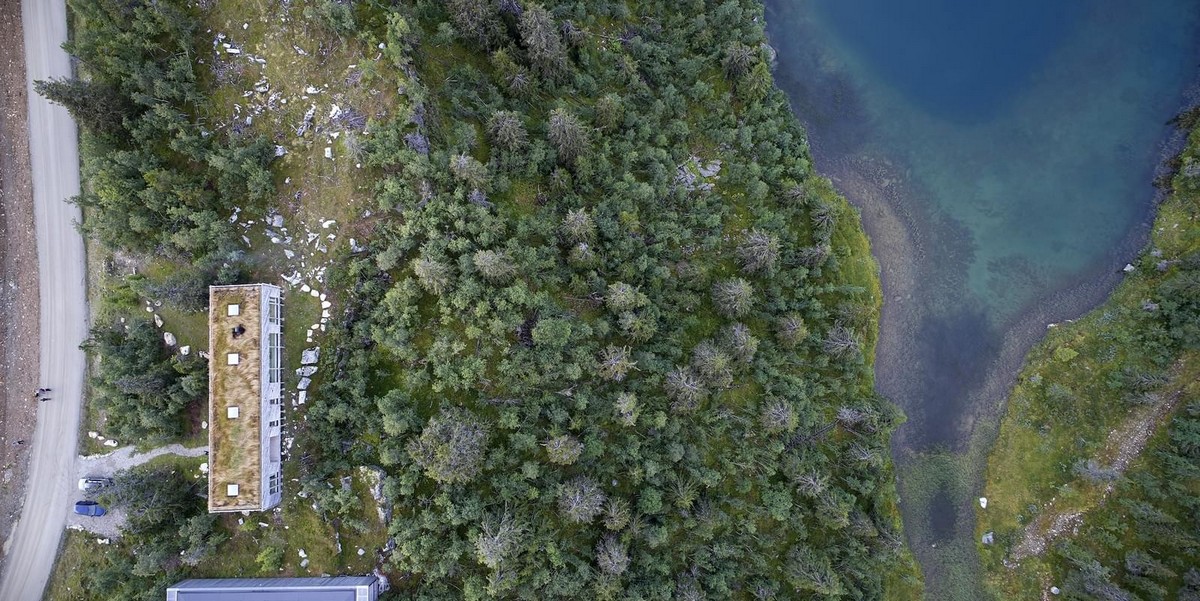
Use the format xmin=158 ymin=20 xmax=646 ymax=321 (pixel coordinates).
xmin=980 ymin=122 xmax=1200 ymax=599
xmin=40 ymin=0 xmax=921 ymax=598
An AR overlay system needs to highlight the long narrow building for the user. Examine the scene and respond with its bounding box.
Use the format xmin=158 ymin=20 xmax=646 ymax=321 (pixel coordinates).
xmin=208 ymin=284 xmax=284 ymax=513
xmin=167 ymin=576 xmax=379 ymax=600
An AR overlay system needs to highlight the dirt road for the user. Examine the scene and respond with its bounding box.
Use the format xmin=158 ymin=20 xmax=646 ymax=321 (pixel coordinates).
xmin=0 ymin=0 xmax=87 ymax=598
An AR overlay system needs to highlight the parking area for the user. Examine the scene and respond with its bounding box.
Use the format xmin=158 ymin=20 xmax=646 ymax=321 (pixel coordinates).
xmin=66 ymin=444 xmax=208 ymax=537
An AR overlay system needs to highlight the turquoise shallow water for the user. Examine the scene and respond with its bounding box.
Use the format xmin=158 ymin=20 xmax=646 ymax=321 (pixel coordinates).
xmin=765 ymin=0 xmax=1200 ymax=596
xmin=766 ymin=0 xmax=1199 ymax=447
xmin=772 ymin=0 xmax=1198 ymax=322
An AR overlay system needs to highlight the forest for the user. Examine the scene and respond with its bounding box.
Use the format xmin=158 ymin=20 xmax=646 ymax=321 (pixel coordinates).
xmin=39 ymin=0 xmax=917 ymax=599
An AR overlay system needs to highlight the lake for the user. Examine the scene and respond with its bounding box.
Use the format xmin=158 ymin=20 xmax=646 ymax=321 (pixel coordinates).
xmin=763 ymin=0 xmax=1200 ymax=597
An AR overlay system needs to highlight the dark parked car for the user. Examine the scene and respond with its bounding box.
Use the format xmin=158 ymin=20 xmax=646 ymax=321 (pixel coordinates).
xmin=73 ymin=500 xmax=107 ymax=517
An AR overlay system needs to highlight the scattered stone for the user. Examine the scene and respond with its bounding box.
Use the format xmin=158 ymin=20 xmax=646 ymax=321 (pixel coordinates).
xmin=298 ymin=549 xmax=307 ymax=558
xmin=199 ymin=350 xmax=210 ymax=359
xmin=238 ymin=518 xmax=244 ymax=525
xmin=321 ymin=300 xmax=331 ymax=309
xmin=103 ymin=439 xmax=118 ymax=447
xmin=981 ymin=531 xmax=994 ymax=545
xmin=310 ymin=289 xmax=320 ymax=298
xmin=979 ymin=497 xmax=987 ymax=509
xmin=1156 ymin=260 xmax=1170 ymax=272
xmin=87 ymin=431 xmax=98 ymax=439
xmin=297 ymin=366 xmax=317 ymax=377
xmin=153 ymin=314 xmax=163 ymax=328
xmin=259 ymin=522 xmax=269 ymax=528
xmin=164 ymin=332 xmax=177 ymax=346
xmin=300 ymin=558 xmax=309 ymax=569
xmin=200 ymin=462 xmax=209 ymax=473
xmin=357 ymin=548 xmax=365 ymax=556
xmin=274 ymin=145 xmax=287 ymax=157
xmin=1142 ymin=301 xmax=1159 ymax=312
xmin=305 ymin=86 xmax=320 ymax=94
xmin=96 ymin=538 xmax=110 ymax=545
xmin=201 ymin=420 xmax=208 ymax=430
xmin=284 ymin=249 xmax=295 ymax=259
xmin=1123 ymin=263 xmax=1136 ymax=273
xmin=324 ymin=147 xmax=333 ymax=159
xmin=180 ymin=346 xmax=190 ymax=356
xmin=321 ymin=309 xmax=331 ymax=319
xmin=298 ymin=377 xmax=312 ymax=390
xmin=297 ymin=104 xmax=316 ymax=136
xmin=1050 ymin=586 xmax=1061 ymax=595
xmin=301 ymin=283 xmax=311 ymax=293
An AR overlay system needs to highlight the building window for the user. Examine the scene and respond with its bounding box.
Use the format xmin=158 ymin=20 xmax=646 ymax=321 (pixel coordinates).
xmin=226 ymin=353 xmax=240 ymax=365
xmin=227 ymin=484 xmax=239 ymax=497
xmin=227 ymin=406 xmax=240 ymax=419
xmin=227 ymin=303 xmax=241 ymax=316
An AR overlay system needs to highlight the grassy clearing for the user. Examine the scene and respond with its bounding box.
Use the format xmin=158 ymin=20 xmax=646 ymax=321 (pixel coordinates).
xmin=44 ymin=531 xmax=111 ymax=601
xmin=191 ymin=465 xmax=387 ymax=579
xmin=978 ymin=125 xmax=1200 ymax=597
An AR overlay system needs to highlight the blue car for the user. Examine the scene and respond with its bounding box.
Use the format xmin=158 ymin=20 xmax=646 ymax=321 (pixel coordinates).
xmin=73 ymin=500 xmax=107 ymax=517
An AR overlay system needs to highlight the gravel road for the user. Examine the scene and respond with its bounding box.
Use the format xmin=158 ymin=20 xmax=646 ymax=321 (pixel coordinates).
xmin=0 ymin=0 xmax=87 ymax=599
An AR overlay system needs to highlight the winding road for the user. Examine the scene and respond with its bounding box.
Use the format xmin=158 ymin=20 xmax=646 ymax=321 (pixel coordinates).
xmin=0 ymin=0 xmax=87 ymax=599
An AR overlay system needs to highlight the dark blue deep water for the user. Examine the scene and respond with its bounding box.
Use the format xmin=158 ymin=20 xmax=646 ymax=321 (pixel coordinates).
xmin=764 ymin=0 xmax=1200 ymax=597
xmin=817 ymin=1 xmax=1088 ymax=124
